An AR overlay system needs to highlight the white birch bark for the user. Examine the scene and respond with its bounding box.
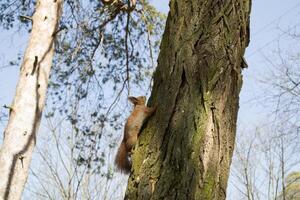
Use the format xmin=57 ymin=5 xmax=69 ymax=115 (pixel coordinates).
xmin=0 ymin=0 xmax=63 ymax=199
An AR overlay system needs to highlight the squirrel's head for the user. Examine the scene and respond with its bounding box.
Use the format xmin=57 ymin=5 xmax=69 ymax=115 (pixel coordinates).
xmin=128 ymin=96 xmax=146 ymax=105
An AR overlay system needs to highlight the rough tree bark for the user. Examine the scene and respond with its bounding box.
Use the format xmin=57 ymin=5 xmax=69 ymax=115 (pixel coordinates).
xmin=0 ymin=0 xmax=63 ymax=199
xmin=126 ymin=0 xmax=251 ymax=199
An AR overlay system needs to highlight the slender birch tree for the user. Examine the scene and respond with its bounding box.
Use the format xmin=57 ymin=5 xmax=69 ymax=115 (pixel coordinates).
xmin=0 ymin=0 xmax=63 ymax=199
xmin=126 ymin=0 xmax=251 ymax=199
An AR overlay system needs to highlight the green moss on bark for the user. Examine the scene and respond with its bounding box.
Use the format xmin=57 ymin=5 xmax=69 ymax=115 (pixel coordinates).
xmin=125 ymin=0 xmax=251 ymax=199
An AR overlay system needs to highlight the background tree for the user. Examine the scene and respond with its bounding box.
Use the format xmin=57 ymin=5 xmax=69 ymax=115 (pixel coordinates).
xmin=0 ymin=0 xmax=165 ymax=198
xmin=25 ymin=115 xmax=125 ymax=200
xmin=0 ymin=0 xmax=63 ymax=199
xmin=126 ymin=0 xmax=251 ymax=199
xmin=281 ymin=171 xmax=300 ymax=200
xmin=230 ymin=125 xmax=300 ymax=200
xmin=228 ymin=27 xmax=300 ymax=200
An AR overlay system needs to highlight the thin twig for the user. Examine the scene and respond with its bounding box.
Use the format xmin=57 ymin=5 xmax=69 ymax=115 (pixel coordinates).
xmin=125 ymin=4 xmax=131 ymax=96
xmin=19 ymin=15 xmax=32 ymax=21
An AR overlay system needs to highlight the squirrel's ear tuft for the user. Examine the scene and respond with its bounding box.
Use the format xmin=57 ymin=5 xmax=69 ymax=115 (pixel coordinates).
xmin=128 ymin=96 xmax=138 ymax=104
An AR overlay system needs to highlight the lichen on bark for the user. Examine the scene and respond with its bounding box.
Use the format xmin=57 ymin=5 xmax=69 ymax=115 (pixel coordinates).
xmin=126 ymin=0 xmax=251 ymax=199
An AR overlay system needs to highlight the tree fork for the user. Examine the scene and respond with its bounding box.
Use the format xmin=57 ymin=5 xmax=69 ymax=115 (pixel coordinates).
xmin=126 ymin=0 xmax=251 ymax=199
xmin=0 ymin=0 xmax=63 ymax=199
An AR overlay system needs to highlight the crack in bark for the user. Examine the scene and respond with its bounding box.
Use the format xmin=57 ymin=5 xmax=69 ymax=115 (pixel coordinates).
xmin=31 ymin=56 xmax=38 ymax=75
xmin=127 ymin=0 xmax=251 ymax=198
xmin=154 ymin=67 xmax=187 ymax=195
xmin=211 ymin=101 xmax=223 ymax=196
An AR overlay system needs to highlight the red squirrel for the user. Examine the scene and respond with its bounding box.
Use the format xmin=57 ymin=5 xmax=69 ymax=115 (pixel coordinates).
xmin=115 ymin=96 xmax=157 ymax=173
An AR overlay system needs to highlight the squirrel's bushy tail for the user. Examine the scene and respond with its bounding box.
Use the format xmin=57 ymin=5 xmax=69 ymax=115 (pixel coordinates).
xmin=115 ymin=141 xmax=131 ymax=174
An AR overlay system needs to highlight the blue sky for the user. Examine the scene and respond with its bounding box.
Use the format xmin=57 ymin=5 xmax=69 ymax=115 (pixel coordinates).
xmin=151 ymin=0 xmax=300 ymax=126
xmin=0 ymin=30 xmax=28 ymax=131
xmin=1 ymin=0 xmax=300 ymax=128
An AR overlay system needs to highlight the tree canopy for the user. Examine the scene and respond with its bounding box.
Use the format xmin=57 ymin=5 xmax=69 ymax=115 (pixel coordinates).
xmin=0 ymin=0 xmax=166 ymax=175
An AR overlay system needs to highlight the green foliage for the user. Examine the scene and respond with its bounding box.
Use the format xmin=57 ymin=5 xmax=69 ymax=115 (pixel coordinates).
xmin=0 ymin=0 xmax=35 ymax=29
xmin=277 ymin=172 xmax=300 ymax=200
xmin=0 ymin=0 xmax=166 ymax=175
xmin=285 ymin=172 xmax=300 ymax=199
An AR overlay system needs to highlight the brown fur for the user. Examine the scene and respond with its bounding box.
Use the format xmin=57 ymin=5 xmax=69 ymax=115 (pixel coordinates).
xmin=115 ymin=96 xmax=156 ymax=173
xmin=115 ymin=141 xmax=131 ymax=173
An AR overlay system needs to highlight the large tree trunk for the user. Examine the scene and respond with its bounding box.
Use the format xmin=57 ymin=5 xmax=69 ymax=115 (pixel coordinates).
xmin=0 ymin=0 xmax=63 ymax=199
xmin=126 ymin=0 xmax=251 ymax=199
